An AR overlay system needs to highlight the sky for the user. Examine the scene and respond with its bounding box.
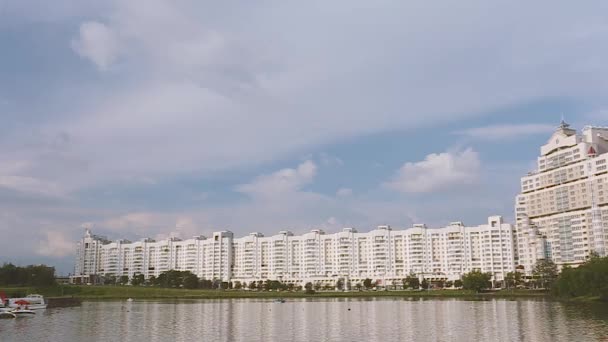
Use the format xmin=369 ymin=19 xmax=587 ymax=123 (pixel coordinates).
xmin=1 ymin=0 xmax=608 ymax=275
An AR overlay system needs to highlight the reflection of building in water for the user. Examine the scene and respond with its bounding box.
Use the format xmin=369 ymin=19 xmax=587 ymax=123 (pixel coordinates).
xmin=516 ymin=123 xmax=608 ymax=274
xmin=73 ymin=216 xmax=515 ymax=285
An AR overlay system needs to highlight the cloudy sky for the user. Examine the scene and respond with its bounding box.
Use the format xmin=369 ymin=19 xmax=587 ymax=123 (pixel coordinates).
xmin=1 ymin=0 xmax=608 ymax=274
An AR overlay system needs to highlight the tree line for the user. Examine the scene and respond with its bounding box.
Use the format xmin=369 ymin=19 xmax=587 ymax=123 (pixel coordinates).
xmin=103 ymin=270 xmax=206 ymax=289
xmin=552 ymin=254 xmax=608 ymax=300
xmin=98 ymin=255 xmax=607 ymax=298
xmin=0 ymin=263 xmax=56 ymax=287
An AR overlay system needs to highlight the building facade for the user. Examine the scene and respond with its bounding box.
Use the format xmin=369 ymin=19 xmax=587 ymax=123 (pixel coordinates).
xmin=73 ymin=216 xmax=515 ymax=286
xmin=515 ymin=122 xmax=608 ymax=274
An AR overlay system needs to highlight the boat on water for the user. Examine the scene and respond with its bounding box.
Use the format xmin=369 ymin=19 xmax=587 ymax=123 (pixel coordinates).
xmin=274 ymin=298 xmax=286 ymax=303
xmin=5 ymin=294 xmax=47 ymax=310
xmin=11 ymin=309 xmax=35 ymax=317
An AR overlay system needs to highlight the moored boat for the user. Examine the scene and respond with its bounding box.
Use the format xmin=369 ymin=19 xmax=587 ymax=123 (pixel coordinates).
xmin=11 ymin=309 xmax=35 ymax=317
xmin=7 ymin=294 xmax=47 ymax=310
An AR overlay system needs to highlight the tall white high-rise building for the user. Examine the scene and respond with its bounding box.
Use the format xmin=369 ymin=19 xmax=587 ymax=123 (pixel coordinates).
xmin=73 ymin=229 xmax=110 ymax=284
xmin=72 ymin=216 xmax=515 ymax=286
xmin=515 ymin=122 xmax=608 ymax=274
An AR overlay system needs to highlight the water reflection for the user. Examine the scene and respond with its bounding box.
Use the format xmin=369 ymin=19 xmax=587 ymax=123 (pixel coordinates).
xmin=0 ymin=298 xmax=607 ymax=341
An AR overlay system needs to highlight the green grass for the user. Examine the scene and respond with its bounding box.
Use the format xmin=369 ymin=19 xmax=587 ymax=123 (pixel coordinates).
xmin=0 ymin=286 xmax=550 ymax=300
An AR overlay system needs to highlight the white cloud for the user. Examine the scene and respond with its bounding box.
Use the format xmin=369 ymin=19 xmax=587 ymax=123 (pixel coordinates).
xmin=14 ymin=0 xmax=604 ymax=191
xmin=336 ymin=188 xmax=353 ymax=197
xmin=236 ymin=160 xmax=317 ymax=198
xmin=37 ymin=231 xmax=74 ymax=258
xmin=98 ymin=212 xmax=214 ymax=241
xmin=454 ymin=123 xmax=556 ymax=140
xmin=385 ymin=148 xmax=481 ymax=193
xmin=0 ymin=160 xmax=66 ymax=197
xmin=5 ymin=0 xmax=608 ymax=271
xmin=71 ymin=21 xmax=120 ymax=70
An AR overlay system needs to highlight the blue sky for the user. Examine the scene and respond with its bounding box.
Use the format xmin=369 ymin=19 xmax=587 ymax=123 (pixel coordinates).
xmin=1 ymin=0 xmax=608 ymax=274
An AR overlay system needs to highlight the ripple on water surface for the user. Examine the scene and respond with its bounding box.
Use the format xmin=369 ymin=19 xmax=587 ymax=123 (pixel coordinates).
xmin=0 ymin=298 xmax=607 ymax=342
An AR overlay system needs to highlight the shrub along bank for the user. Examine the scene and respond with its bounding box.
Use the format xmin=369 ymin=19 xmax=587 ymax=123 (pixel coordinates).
xmin=552 ymin=255 xmax=608 ymax=301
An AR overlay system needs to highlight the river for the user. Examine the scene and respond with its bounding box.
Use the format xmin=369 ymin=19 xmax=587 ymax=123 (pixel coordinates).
xmin=1 ymin=298 xmax=607 ymax=341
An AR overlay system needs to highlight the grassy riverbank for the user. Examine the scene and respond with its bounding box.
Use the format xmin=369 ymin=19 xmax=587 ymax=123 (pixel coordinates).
xmin=0 ymin=286 xmax=549 ymax=300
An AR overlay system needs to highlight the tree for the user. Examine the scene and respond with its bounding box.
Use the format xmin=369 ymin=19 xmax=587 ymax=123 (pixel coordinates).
xmin=461 ymin=270 xmax=492 ymax=293
xmin=287 ymin=283 xmax=295 ymax=291
xmin=0 ymin=264 xmax=57 ymax=287
xmin=363 ymin=278 xmax=374 ymax=290
xmin=200 ymin=279 xmax=213 ymax=289
xmin=265 ymin=280 xmax=286 ymax=291
xmin=119 ymin=275 xmax=129 ymax=285
xmin=403 ymin=274 xmax=419 ymax=290
xmin=103 ymin=274 xmax=116 ymax=285
xmin=355 ymin=283 xmax=362 ymax=291
xmin=420 ymin=279 xmax=429 ymax=290
xmin=234 ymin=281 xmax=242 ymax=290
xmin=445 ymin=281 xmax=453 ymax=288
xmin=504 ymin=272 xmax=522 ymax=289
xmin=248 ymin=281 xmax=257 ymax=290
xmin=131 ymin=274 xmax=145 ymax=286
xmin=305 ymin=282 xmax=315 ymax=294
xmin=314 ymin=282 xmax=322 ymax=291
xmin=183 ymin=273 xmax=199 ymax=289
xmin=147 ymin=275 xmax=157 ymax=286
xmin=153 ymin=270 xmax=200 ymax=288
xmin=533 ymin=259 xmax=558 ymax=289
xmin=454 ymin=279 xmax=463 ymax=288
xmin=336 ymin=279 xmax=344 ymax=291
xmin=553 ymin=256 xmax=608 ymax=299
xmin=263 ymin=279 xmax=272 ymax=291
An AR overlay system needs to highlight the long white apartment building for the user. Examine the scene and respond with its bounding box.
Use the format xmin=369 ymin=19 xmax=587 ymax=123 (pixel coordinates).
xmin=516 ymin=122 xmax=608 ymax=274
xmin=73 ymin=216 xmax=515 ymax=286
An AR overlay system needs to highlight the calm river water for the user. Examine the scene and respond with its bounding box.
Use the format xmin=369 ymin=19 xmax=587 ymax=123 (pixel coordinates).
xmin=1 ymin=298 xmax=607 ymax=341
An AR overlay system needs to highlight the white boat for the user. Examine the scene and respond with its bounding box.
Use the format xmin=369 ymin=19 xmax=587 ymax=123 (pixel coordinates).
xmin=11 ymin=309 xmax=35 ymax=317
xmin=7 ymin=294 xmax=47 ymax=310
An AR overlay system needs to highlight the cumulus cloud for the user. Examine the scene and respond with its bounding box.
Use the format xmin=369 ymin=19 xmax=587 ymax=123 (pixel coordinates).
xmin=17 ymin=0 xmax=606 ymax=191
xmin=38 ymin=231 xmax=74 ymax=258
xmin=71 ymin=21 xmax=120 ymax=70
xmin=98 ymin=212 xmax=214 ymax=240
xmin=385 ymin=148 xmax=481 ymax=193
xmin=454 ymin=123 xmax=556 ymax=140
xmin=5 ymin=0 xmax=608 ymax=272
xmin=236 ymin=160 xmax=317 ymax=198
